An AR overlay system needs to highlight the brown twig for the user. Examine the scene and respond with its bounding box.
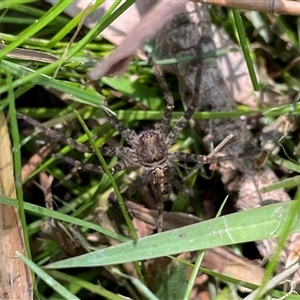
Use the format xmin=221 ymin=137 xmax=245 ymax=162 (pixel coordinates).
xmin=194 ymin=0 xmax=300 ymax=15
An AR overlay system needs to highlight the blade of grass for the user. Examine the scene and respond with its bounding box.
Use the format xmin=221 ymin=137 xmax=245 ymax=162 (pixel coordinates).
xmin=17 ymin=251 xmax=80 ymax=300
xmin=47 ymin=0 xmax=106 ymax=47
xmin=53 ymin=1 xmax=98 ymax=78
xmin=45 ymin=201 xmax=300 ymax=269
xmin=0 ymin=44 xmax=59 ymax=63
xmin=0 ymin=194 xmax=130 ymax=242
xmin=111 ymin=268 xmax=159 ymax=300
xmin=74 ymin=110 xmax=144 ymax=280
xmin=272 ymin=155 xmax=300 ymax=173
xmin=0 ymin=0 xmax=70 ymax=59
xmin=258 ymin=192 xmax=300 ymax=298
xmin=0 ymin=0 xmax=35 ymax=9
xmin=0 ymin=1 xmax=135 ymax=96
xmin=0 ymin=60 xmax=105 ymax=107
xmin=47 ymin=270 xmax=126 ymax=300
xmin=232 ymin=9 xmax=261 ymax=91
xmin=11 ymin=4 xmax=68 ymax=23
xmin=7 ymin=71 xmax=31 ymax=258
xmin=260 ymin=175 xmax=300 ymax=193
xmin=75 ymin=110 xmax=137 ymax=240
xmin=183 ymin=251 xmax=204 ymax=300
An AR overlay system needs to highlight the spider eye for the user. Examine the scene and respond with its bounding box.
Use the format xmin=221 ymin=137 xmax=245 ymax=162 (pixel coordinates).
xmin=152 ymin=168 xmax=161 ymax=176
xmin=140 ymin=131 xmax=158 ymax=143
xmin=146 ymin=132 xmax=154 ymax=138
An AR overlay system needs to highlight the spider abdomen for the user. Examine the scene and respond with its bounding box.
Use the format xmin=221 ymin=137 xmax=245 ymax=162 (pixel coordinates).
xmin=151 ymin=167 xmax=171 ymax=201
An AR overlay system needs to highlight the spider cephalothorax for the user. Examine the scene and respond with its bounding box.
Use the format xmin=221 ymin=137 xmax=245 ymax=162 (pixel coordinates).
xmin=136 ymin=131 xmax=168 ymax=166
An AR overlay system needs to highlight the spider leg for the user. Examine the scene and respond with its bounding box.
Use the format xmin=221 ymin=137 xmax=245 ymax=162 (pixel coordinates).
xmin=53 ymin=154 xmax=138 ymax=175
xmin=17 ymin=113 xmax=92 ymax=153
xmin=53 ymin=154 xmax=104 ymax=174
xmin=110 ymin=160 xmax=139 ymax=174
xmin=166 ymin=106 xmax=195 ymax=147
xmin=149 ymin=57 xmax=174 ymax=137
xmin=143 ymin=166 xmax=172 ymax=233
xmin=100 ymin=147 xmax=135 ymax=159
xmin=103 ymin=110 xmax=138 ymax=147
xmin=169 ymin=152 xmax=238 ymax=164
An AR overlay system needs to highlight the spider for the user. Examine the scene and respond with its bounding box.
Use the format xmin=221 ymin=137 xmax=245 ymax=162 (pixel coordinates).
xmin=17 ymin=62 xmax=232 ymax=233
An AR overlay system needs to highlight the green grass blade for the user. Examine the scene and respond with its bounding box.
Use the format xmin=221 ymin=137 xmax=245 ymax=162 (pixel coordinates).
xmin=0 ymin=60 xmax=105 ymax=106
xmin=46 ymin=201 xmax=300 ymax=269
xmin=258 ymin=196 xmax=300 ymax=298
xmin=47 ymin=270 xmax=126 ymax=300
xmin=0 ymin=195 xmax=130 ymax=242
xmin=0 ymin=0 xmax=70 ymax=59
xmin=232 ymin=9 xmax=261 ymax=91
xmin=112 ymin=269 xmax=159 ymax=300
xmin=0 ymin=0 xmax=35 ymax=9
xmin=260 ymin=175 xmax=300 ymax=193
xmin=75 ymin=111 xmax=137 ymax=239
xmin=47 ymin=0 xmax=106 ymax=47
xmin=183 ymin=252 xmax=204 ymax=300
xmin=17 ymin=252 xmax=80 ymax=300
xmin=75 ymin=111 xmax=143 ymax=280
xmin=7 ymin=71 xmax=31 ymax=257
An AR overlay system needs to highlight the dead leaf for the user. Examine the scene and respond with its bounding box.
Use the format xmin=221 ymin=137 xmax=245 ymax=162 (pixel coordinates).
xmin=88 ymin=0 xmax=187 ymax=79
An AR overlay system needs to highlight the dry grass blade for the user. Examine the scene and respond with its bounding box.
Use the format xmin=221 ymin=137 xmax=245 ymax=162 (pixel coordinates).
xmin=194 ymin=0 xmax=300 ymax=15
xmin=0 ymin=112 xmax=32 ymax=299
xmin=0 ymin=44 xmax=59 ymax=63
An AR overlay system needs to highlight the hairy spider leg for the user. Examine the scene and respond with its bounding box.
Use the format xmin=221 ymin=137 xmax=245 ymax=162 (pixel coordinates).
xmin=101 ymin=147 xmax=140 ymax=173
xmin=149 ymin=58 xmax=175 ymax=137
xmin=166 ymin=106 xmax=195 ymax=147
xmin=164 ymin=54 xmax=201 ymax=146
xmin=53 ymin=154 xmax=104 ymax=174
xmin=169 ymin=152 xmax=238 ymax=165
xmin=103 ymin=110 xmax=138 ymax=147
xmin=53 ymin=154 xmax=139 ymax=175
xmin=19 ymin=111 xmax=141 ymax=174
xmin=143 ymin=166 xmax=172 ymax=233
xmin=101 ymin=147 xmax=135 ymax=159
xmin=17 ymin=113 xmax=92 ymax=153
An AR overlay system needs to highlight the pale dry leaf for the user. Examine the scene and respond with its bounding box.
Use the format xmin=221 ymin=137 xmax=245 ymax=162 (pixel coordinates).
xmin=0 ymin=112 xmax=32 ymax=299
xmin=88 ymin=0 xmax=187 ymax=79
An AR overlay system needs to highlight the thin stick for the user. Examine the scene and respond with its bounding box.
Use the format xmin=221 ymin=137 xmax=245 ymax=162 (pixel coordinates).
xmin=244 ymin=260 xmax=300 ymax=300
xmin=183 ymin=134 xmax=234 ymax=181
xmin=194 ymin=0 xmax=300 ymax=15
xmin=207 ymin=133 xmax=234 ymax=158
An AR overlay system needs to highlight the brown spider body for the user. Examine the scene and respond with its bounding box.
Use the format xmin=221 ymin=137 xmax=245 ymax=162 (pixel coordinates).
xmin=98 ymin=66 xmax=196 ymax=232
xmin=18 ymin=59 xmax=232 ymax=233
